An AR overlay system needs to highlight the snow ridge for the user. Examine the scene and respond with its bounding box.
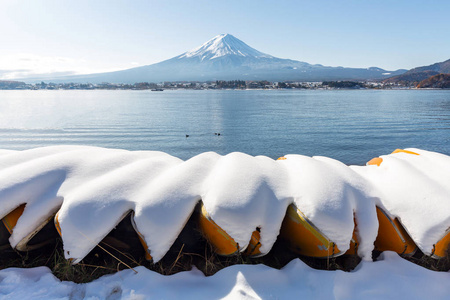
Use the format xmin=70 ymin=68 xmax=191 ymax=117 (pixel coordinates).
xmin=178 ymin=34 xmax=274 ymax=61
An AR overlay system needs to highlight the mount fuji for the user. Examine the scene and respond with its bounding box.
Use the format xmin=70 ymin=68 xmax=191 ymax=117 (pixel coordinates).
xmin=38 ymin=34 xmax=406 ymax=83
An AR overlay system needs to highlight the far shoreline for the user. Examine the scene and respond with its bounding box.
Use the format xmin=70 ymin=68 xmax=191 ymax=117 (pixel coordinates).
xmin=4 ymin=79 xmax=448 ymax=91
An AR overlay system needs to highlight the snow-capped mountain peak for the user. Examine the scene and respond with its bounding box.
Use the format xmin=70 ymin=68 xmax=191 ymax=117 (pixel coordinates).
xmin=178 ymin=34 xmax=273 ymax=61
xmin=40 ymin=34 xmax=405 ymax=83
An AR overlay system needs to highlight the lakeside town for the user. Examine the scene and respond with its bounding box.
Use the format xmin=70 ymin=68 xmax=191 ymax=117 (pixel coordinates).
xmin=0 ymin=79 xmax=416 ymax=90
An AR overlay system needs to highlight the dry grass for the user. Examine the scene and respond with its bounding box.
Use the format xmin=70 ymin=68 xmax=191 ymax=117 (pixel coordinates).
xmin=1 ymin=235 xmax=449 ymax=283
xmin=1 ymin=212 xmax=449 ymax=283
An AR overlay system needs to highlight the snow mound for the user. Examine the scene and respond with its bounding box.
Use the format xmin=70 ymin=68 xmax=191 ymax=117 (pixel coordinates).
xmin=0 ymin=146 xmax=449 ymax=263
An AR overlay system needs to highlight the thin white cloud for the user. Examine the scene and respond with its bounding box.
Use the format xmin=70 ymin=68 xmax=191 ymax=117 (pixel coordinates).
xmin=0 ymin=54 xmax=139 ymax=80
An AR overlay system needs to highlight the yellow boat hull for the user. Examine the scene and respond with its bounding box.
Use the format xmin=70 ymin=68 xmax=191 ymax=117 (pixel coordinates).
xmin=374 ymin=207 xmax=417 ymax=256
xmin=198 ymin=203 xmax=262 ymax=257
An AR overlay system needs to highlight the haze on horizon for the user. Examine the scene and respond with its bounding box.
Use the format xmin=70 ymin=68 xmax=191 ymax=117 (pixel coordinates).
xmin=1 ymin=0 xmax=449 ymax=80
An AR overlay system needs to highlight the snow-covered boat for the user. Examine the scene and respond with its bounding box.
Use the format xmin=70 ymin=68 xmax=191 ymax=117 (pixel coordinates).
xmin=0 ymin=147 xmax=448 ymax=274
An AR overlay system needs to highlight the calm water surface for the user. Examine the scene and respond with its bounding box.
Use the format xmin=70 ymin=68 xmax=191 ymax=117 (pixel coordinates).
xmin=0 ymin=89 xmax=449 ymax=165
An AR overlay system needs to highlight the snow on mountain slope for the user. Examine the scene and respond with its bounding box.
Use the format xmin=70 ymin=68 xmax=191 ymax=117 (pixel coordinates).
xmin=177 ymin=34 xmax=274 ymax=61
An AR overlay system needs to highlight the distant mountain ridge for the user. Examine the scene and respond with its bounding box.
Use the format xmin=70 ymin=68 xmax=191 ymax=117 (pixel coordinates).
xmin=26 ymin=34 xmax=406 ymax=83
xmin=384 ymin=59 xmax=450 ymax=85
xmin=408 ymin=59 xmax=450 ymax=74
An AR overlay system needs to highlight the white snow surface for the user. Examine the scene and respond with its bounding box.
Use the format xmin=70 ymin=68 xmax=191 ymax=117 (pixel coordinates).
xmin=0 ymin=146 xmax=449 ymax=263
xmin=178 ymin=34 xmax=274 ymax=61
xmin=0 ymin=252 xmax=449 ymax=300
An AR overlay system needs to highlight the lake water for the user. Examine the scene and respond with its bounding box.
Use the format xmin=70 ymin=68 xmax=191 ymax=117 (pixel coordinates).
xmin=0 ymin=89 xmax=449 ymax=165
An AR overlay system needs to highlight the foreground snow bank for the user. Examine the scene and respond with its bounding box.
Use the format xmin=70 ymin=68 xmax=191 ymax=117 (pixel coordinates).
xmin=0 ymin=146 xmax=449 ymax=262
xmin=0 ymin=252 xmax=449 ymax=300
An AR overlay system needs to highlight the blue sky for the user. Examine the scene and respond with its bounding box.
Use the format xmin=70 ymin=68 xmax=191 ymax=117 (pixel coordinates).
xmin=1 ymin=0 xmax=449 ymax=79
